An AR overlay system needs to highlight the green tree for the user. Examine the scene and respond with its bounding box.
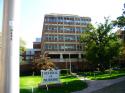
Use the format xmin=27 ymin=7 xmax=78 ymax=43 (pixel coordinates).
xmin=81 ymin=18 xmax=122 ymax=71
xmin=112 ymin=3 xmax=125 ymax=65
xmin=113 ymin=16 xmax=125 ymax=29
xmin=20 ymin=38 xmax=26 ymax=63
xmin=20 ymin=38 xmax=26 ymax=53
xmin=113 ymin=3 xmax=125 ymax=29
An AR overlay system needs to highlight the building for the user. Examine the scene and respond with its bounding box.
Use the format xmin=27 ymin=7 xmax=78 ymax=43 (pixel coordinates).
xmin=116 ymin=29 xmax=125 ymax=66
xmin=20 ymin=49 xmax=34 ymax=64
xmin=41 ymin=13 xmax=91 ymax=71
xmin=33 ymin=38 xmax=41 ymax=62
xmin=116 ymin=29 xmax=125 ymax=42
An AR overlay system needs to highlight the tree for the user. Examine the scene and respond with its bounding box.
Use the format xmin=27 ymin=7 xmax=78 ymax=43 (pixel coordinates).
xmin=112 ymin=3 xmax=125 ymax=66
xmin=80 ymin=18 xmax=122 ymax=71
xmin=113 ymin=3 xmax=125 ymax=29
xmin=20 ymin=38 xmax=26 ymax=63
xmin=33 ymin=53 xmax=56 ymax=74
xmin=20 ymin=38 xmax=26 ymax=54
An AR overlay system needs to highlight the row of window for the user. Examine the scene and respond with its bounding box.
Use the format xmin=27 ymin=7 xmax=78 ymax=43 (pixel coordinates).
xmin=45 ymin=19 xmax=89 ymax=25
xmin=44 ymin=26 xmax=84 ymax=33
xmin=44 ymin=44 xmax=82 ymax=51
xmin=45 ymin=17 xmax=91 ymax=23
xmin=44 ymin=35 xmax=80 ymax=41
xmin=48 ymin=54 xmax=84 ymax=59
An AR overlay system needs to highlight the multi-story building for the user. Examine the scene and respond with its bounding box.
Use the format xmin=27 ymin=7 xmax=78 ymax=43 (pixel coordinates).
xmin=116 ymin=29 xmax=125 ymax=66
xmin=41 ymin=13 xmax=91 ymax=71
xmin=116 ymin=29 xmax=125 ymax=42
xmin=20 ymin=49 xmax=34 ymax=64
xmin=33 ymin=38 xmax=41 ymax=62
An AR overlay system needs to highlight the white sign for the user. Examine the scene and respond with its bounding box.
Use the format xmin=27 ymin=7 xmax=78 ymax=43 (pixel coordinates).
xmin=41 ymin=69 xmax=60 ymax=85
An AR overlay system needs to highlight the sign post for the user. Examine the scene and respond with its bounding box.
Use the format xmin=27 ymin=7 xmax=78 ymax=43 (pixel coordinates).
xmin=41 ymin=69 xmax=60 ymax=91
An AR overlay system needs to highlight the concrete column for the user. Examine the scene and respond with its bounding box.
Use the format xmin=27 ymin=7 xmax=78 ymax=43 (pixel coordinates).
xmin=60 ymin=53 xmax=63 ymax=59
xmin=79 ymin=53 xmax=81 ymax=59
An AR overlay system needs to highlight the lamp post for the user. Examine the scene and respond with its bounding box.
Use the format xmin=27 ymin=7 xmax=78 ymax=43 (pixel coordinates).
xmin=2 ymin=0 xmax=20 ymax=93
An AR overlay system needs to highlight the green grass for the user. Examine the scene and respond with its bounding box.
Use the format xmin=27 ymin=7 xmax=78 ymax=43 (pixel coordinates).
xmin=20 ymin=76 xmax=41 ymax=88
xmin=20 ymin=75 xmax=87 ymax=93
xmin=78 ymin=69 xmax=125 ymax=80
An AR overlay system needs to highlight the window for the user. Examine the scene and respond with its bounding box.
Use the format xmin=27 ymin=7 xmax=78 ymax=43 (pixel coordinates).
xmin=48 ymin=17 xmax=57 ymax=23
xmin=64 ymin=35 xmax=75 ymax=41
xmin=58 ymin=35 xmax=64 ymax=41
xmin=76 ymin=35 xmax=80 ymax=41
xmin=59 ymin=44 xmax=64 ymax=51
xmin=54 ymin=35 xmax=58 ymax=41
xmin=58 ymin=17 xmax=63 ymax=22
xmin=58 ymin=26 xmax=63 ymax=33
xmin=65 ymin=44 xmax=76 ymax=51
xmin=77 ymin=45 xmax=82 ymax=51
xmin=45 ymin=44 xmax=48 ymax=50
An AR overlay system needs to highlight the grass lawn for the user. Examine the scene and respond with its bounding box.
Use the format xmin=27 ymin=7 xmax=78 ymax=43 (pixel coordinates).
xmin=20 ymin=75 xmax=87 ymax=93
xmin=78 ymin=69 xmax=125 ymax=80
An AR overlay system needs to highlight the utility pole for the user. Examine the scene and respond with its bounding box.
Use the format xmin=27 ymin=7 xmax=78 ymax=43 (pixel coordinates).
xmin=2 ymin=0 xmax=20 ymax=93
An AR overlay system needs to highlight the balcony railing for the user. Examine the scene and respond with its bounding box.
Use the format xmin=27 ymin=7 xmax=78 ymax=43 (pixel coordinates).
xmin=50 ymin=58 xmax=84 ymax=62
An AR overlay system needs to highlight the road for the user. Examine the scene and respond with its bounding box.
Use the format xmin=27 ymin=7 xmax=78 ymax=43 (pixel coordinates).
xmin=91 ymin=80 xmax=125 ymax=93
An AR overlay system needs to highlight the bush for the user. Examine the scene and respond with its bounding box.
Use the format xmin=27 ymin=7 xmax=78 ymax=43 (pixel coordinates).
xmin=20 ymin=64 xmax=33 ymax=76
xmin=61 ymin=69 xmax=69 ymax=74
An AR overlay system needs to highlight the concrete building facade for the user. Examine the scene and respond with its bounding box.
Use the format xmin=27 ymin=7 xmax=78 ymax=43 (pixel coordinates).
xmin=20 ymin=49 xmax=34 ymax=64
xmin=116 ymin=29 xmax=125 ymax=66
xmin=41 ymin=13 xmax=91 ymax=71
xmin=33 ymin=38 xmax=41 ymax=61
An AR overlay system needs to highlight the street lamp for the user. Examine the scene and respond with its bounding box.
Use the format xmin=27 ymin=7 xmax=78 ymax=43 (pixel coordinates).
xmin=2 ymin=0 xmax=20 ymax=93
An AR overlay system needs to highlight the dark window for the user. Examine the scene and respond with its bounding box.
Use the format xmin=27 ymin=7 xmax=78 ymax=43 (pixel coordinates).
xmin=48 ymin=54 xmax=60 ymax=59
xmin=63 ymin=54 xmax=69 ymax=58
xmin=70 ymin=54 xmax=78 ymax=58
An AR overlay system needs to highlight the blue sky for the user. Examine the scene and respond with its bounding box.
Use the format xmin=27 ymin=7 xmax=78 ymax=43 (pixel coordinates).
xmin=0 ymin=0 xmax=125 ymax=48
xmin=0 ymin=0 xmax=3 ymax=32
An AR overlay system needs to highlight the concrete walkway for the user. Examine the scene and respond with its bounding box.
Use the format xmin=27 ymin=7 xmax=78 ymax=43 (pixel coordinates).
xmin=91 ymin=80 xmax=125 ymax=93
xmin=72 ymin=76 xmax=125 ymax=93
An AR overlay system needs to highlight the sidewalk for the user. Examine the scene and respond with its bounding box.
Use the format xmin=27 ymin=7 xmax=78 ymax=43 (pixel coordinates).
xmin=72 ymin=76 xmax=125 ymax=93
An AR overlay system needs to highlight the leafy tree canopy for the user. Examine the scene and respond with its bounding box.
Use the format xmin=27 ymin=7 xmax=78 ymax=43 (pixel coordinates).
xmin=112 ymin=3 xmax=125 ymax=29
xmin=80 ymin=18 xmax=122 ymax=71
xmin=20 ymin=38 xmax=26 ymax=54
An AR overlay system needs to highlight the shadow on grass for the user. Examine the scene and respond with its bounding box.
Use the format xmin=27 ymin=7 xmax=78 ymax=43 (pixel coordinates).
xmin=60 ymin=75 xmax=76 ymax=79
xmin=95 ymin=74 xmax=125 ymax=80
xmin=20 ymin=80 xmax=87 ymax=93
xmin=87 ymin=73 xmax=125 ymax=80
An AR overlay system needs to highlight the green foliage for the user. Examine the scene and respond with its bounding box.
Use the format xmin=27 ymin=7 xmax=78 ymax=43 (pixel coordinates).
xmin=80 ymin=18 xmax=122 ymax=71
xmin=20 ymin=38 xmax=26 ymax=63
xmin=20 ymin=38 xmax=26 ymax=54
xmin=112 ymin=3 xmax=125 ymax=29
xmin=112 ymin=16 xmax=125 ymax=29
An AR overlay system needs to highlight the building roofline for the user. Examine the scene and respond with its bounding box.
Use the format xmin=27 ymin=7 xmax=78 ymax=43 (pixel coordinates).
xmin=44 ymin=13 xmax=91 ymax=18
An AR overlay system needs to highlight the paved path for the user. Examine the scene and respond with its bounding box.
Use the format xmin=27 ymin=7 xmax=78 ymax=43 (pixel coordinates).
xmin=91 ymin=80 xmax=125 ymax=93
xmin=72 ymin=76 xmax=125 ymax=93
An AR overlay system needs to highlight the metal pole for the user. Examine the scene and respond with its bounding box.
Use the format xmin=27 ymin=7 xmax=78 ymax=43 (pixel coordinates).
xmin=69 ymin=54 xmax=71 ymax=74
xmin=2 ymin=0 xmax=20 ymax=93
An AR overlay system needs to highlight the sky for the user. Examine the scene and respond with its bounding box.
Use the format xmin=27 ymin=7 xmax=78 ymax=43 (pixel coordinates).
xmin=0 ymin=0 xmax=125 ymax=48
